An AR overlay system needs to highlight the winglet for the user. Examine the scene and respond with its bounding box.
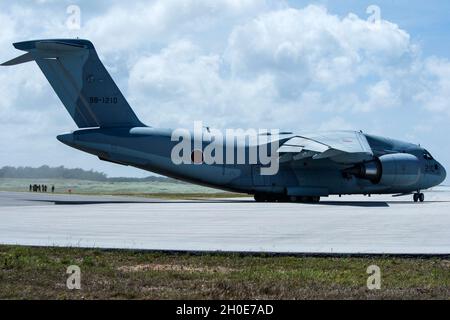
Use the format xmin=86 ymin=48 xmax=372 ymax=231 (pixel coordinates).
xmin=1 ymin=52 xmax=34 ymax=66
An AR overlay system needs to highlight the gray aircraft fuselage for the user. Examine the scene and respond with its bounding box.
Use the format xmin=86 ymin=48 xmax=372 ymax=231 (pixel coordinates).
xmin=57 ymin=127 xmax=446 ymax=199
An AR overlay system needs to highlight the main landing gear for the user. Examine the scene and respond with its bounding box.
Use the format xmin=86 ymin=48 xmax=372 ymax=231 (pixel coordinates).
xmin=254 ymin=193 xmax=286 ymax=202
xmin=413 ymin=192 xmax=425 ymax=203
xmin=289 ymin=196 xmax=321 ymax=203
xmin=254 ymin=193 xmax=320 ymax=203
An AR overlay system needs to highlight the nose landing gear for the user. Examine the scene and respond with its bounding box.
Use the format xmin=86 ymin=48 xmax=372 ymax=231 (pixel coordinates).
xmin=413 ymin=192 xmax=425 ymax=202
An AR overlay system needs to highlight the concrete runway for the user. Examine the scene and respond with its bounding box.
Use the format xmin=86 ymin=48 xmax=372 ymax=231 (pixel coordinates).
xmin=0 ymin=189 xmax=449 ymax=254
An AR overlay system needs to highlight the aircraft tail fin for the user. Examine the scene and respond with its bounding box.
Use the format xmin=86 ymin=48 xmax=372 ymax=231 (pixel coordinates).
xmin=2 ymin=39 xmax=145 ymax=128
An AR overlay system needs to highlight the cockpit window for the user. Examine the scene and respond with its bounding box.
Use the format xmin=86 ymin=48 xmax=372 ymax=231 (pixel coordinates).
xmin=423 ymin=150 xmax=434 ymax=160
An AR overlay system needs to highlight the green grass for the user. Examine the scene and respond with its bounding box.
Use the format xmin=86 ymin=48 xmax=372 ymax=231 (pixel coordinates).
xmin=0 ymin=245 xmax=448 ymax=299
xmin=0 ymin=178 xmax=246 ymax=199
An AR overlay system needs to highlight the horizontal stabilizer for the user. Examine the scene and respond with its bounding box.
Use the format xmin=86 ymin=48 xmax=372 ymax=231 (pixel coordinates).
xmin=1 ymin=52 xmax=34 ymax=66
xmin=35 ymin=41 xmax=86 ymax=53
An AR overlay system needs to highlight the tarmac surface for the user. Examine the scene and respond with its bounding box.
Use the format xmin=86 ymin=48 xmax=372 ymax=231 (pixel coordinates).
xmin=0 ymin=189 xmax=449 ymax=255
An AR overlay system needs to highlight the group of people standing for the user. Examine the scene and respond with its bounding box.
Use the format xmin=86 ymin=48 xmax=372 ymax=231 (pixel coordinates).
xmin=29 ymin=184 xmax=55 ymax=193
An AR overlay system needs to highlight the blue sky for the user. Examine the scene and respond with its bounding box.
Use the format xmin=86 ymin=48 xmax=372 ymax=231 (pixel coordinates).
xmin=0 ymin=0 xmax=449 ymax=179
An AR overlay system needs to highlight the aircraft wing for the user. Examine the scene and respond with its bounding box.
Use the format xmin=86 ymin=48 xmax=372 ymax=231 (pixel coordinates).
xmin=277 ymin=131 xmax=374 ymax=164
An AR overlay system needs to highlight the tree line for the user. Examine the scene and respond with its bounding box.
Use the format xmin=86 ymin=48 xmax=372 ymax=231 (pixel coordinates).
xmin=0 ymin=165 xmax=177 ymax=183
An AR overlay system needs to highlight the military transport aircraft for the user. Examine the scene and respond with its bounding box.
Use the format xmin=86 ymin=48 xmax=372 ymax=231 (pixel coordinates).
xmin=2 ymin=39 xmax=446 ymax=203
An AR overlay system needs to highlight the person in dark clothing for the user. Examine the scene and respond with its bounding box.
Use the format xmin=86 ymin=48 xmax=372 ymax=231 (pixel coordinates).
xmin=51 ymin=185 xmax=55 ymax=193
xmin=29 ymin=184 xmax=32 ymax=192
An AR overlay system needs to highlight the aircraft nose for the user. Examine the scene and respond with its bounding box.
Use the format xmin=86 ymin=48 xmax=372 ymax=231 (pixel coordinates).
xmin=440 ymin=163 xmax=447 ymax=184
xmin=422 ymin=161 xmax=447 ymax=188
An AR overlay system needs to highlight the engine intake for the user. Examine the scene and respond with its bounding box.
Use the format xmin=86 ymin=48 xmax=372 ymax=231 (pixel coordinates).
xmin=345 ymin=153 xmax=421 ymax=187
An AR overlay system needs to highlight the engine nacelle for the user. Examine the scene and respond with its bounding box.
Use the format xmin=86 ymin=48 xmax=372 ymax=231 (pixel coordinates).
xmin=345 ymin=153 xmax=421 ymax=187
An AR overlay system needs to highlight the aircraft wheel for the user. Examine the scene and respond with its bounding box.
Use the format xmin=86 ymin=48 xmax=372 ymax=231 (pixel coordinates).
xmin=419 ymin=193 xmax=425 ymax=202
xmin=304 ymin=196 xmax=320 ymax=203
xmin=276 ymin=195 xmax=289 ymax=202
xmin=288 ymin=196 xmax=320 ymax=203
xmin=413 ymin=193 xmax=419 ymax=202
xmin=254 ymin=194 xmax=265 ymax=202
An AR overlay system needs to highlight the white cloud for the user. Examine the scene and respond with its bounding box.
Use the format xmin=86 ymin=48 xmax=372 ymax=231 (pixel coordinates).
xmin=0 ymin=13 xmax=17 ymax=50
xmin=81 ymin=0 xmax=281 ymax=54
xmin=355 ymin=80 xmax=399 ymax=112
xmin=414 ymin=57 xmax=450 ymax=115
xmin=318 ymin=116 xmax=353 ymax=131
xmin=128 ymin=40 xmax=224 ymax=126
xmin=125 ymin=5 xmax=421 ymax=130
xmin=227 ymin=6 xmax=412 ymax=87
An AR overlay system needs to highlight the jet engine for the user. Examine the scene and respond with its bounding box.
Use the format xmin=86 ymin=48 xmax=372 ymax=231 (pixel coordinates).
xmin=345 ymin=153 xmax=421 ymax=187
